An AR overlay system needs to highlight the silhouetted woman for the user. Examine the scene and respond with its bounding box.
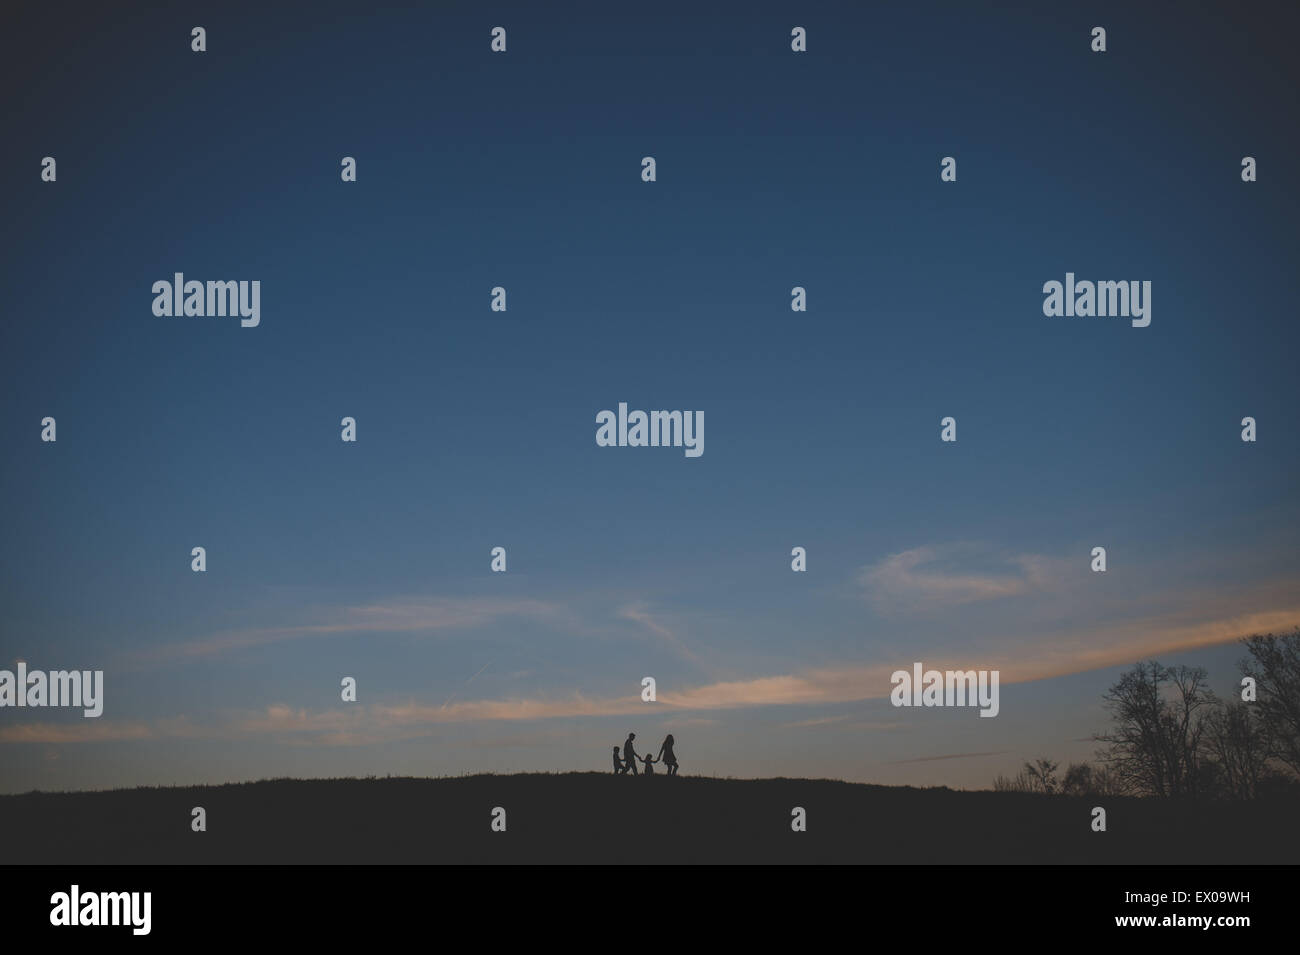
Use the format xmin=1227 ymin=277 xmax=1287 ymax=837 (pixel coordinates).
xmin=658 ymin=734 xmax=679 ymax=776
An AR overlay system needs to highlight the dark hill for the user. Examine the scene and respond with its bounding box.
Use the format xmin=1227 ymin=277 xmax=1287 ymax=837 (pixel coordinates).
xmin=3 ymin=773 xmax=1295 ymax=864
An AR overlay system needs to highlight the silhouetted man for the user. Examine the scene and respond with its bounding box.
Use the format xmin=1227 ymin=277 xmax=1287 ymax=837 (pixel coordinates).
xmin=623 ymin=732 xmax=639 ymax=776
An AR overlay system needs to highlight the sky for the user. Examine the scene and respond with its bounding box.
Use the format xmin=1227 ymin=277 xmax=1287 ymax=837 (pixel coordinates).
xmin=1 ymin=0 xmax=1298 ymax=794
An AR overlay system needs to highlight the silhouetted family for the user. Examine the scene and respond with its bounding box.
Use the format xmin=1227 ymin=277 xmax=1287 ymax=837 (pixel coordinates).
xmin=612 ymin=732 xmax=680 ymax=776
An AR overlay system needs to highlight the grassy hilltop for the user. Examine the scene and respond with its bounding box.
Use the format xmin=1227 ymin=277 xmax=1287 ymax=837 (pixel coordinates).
xmin=3 ymin=772 xmax=1296 ymax=864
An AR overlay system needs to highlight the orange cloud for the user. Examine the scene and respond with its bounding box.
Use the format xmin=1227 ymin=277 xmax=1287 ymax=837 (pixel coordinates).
xmin=6 ymin=605 xmax=1297 ymax=746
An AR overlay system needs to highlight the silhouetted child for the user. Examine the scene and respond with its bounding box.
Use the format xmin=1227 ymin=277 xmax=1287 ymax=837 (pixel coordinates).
xmin=639 ymin=752 xmax=658 ymax=775
xmin=612 ymin=746 xmax=625 ymax=774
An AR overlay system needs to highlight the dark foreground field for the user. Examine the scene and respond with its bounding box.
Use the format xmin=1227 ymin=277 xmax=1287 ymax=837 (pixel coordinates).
xmin=3 ymin=773 xmax=1296 ymax=864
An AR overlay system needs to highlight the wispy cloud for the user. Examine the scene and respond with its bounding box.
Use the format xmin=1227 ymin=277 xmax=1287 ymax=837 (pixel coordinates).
xmin=134 ymin=597 xmax=563 ymax=665
xmin=860 ymin=544 xmax=1061 ymax=613
xmin=780 ymin=715 xmax=904 ymax=730
xmin=618 ymin=602 xmax=699 ymax=662
xmin=8 ymin=602 xmax=1297 ymax=747
xmin=0 ymin=716 xmax=211 ymax=744
xmin=781 ymin=714 xmax=856 ymax=728
xmin=439 ymin=658 xmax=495 ymax=710
xmin=890 ymin=750 xmax=1009 ymax=764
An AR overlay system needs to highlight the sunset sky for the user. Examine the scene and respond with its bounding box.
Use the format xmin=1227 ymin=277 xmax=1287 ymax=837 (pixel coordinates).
xmin=2 ymin=1 xmax=1298 ymax=793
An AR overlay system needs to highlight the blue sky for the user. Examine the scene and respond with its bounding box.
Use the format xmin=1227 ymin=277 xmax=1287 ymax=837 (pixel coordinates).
xmin=1 ymin=0 xmax=1298 ymax=792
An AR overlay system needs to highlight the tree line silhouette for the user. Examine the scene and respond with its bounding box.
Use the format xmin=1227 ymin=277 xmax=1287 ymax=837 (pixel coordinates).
xmin=993 ymin=628 xmax=1300 ymax=800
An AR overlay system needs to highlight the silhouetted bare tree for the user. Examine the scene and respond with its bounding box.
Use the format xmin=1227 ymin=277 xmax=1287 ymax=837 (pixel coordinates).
xmin=992 ymin=770 xmax=1032 ymax=793
xmin=1239 ymin=629 xmax=1300 ymax=777
xmin=1202 ymin=701 xmax=1270 ymax=799
xmin=992 ymin=632 xmax=1300 ymax=798
xmin=1061 ymin=762 xmax=1125 ymax=797
xmin=1061 ymin=762 xmax=1092 ymax=796
xmin=992 ymin=758 xmax=1061 ymax=794
xmin=1095 ymin=661 xmax=1214 ymax=798
xmin=1024 ymin=758 xmax=1058 ymax=794
xmin=1091 ymin=762 xmax=1124 ymax=797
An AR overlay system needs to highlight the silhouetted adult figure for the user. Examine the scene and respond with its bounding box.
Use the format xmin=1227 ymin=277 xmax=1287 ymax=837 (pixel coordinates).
xmin=623 ymin=732 xmax=639 ymax=776
xmin=658 ymin=734 xmax=679 ymax=776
